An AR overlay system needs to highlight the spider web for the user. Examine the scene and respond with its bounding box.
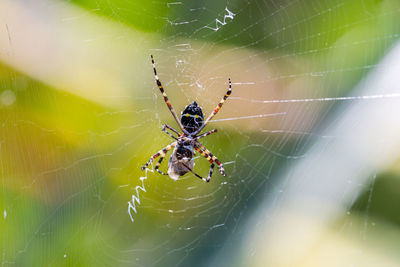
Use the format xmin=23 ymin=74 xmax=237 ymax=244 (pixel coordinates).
xmin=1 ymin=0 xmax=400 ymax=266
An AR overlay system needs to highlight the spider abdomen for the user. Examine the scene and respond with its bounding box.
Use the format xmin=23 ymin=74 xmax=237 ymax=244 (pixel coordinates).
xmin=180 ymin=101 xmax=204 ymax=133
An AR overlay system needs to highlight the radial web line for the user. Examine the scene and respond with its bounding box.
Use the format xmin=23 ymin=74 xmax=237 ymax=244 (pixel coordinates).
xmin=231 ymin=93 xmax=400 ymax=104
xmin=209 ymin=112 xmax=286 ymax=122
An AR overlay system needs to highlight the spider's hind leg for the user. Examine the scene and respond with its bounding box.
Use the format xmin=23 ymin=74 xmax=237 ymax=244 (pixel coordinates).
xmin=151 ymin=55 xmax=188 ymax=135
xmin=193 ymin=78 xmax=232 ymax=135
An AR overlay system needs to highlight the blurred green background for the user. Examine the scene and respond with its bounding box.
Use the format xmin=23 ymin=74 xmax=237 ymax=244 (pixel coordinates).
xmin=1 ymin=0 xmax=400 ymax=266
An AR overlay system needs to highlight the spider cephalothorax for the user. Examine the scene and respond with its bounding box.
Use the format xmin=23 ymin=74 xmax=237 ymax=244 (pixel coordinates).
xmin=181 ymin=101 xmax=204 ymax=133
xmin=141 ymin=55 xmax=232 ymax=182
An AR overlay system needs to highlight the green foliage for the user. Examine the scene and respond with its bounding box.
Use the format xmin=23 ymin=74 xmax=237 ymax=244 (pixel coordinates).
xmin=70 ymin=0 xmax=171 ymax=32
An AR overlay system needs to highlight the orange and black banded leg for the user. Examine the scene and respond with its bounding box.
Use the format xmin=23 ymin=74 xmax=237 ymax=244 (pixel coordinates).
xmin=155 ymin=153 xmax=168 ymax=175
xmin=195 ymin=129 xmax=218 ymax=140
xmin=141 ymin=141 xmax=176 ymax=171
xmin=193 ymin=145 xmax=217 ymax=182
xmin=194 ymin=143 xmax=226 ymax=179
xmin=207 ymin=163 xmax=215 ymax=182
xmin=151 ymin=55 xmax=189 ymax=135
xmin=194 ymin=78 xmax=232 ymax=135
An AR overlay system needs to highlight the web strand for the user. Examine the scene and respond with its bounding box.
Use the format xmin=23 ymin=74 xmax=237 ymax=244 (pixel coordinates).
xmin=231 ymin=93 xmax=400 ymax=104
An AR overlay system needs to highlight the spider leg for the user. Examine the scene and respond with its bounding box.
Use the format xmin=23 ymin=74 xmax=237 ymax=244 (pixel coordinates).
xmin=207 ymin=163 xmax=215 ymax=182
xmin=141 ymin=141 xmax=177 ymax=171
xmin=195 ymin=129 xmax=217 ymax=140
xmin=194 ymin=142 xmax=226 ymax=178
xmin=164 ymin=124 xmax=182 ymax=136
xmin=181 ymin=162 xmax=210 ymax=183
xmin=151 ymin=55 xmax=189 ymax=135
xmin=162 ymin=124 xmax=179 ymax=141
xmin=155 ymin=153 xmax=168 ymax=175
xmin=194 ymin=78 xmax=232 ymax=135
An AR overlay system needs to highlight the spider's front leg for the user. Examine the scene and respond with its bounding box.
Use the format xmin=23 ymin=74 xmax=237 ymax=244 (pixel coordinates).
xmin=194 ymin=143 xmax=226 ymax=181
xmin=141 ymin=141 xmax=176 ymax=172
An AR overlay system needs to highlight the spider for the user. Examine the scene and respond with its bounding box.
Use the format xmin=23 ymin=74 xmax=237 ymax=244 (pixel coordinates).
xmin=141 ymin=55 xmax=232 ymax=182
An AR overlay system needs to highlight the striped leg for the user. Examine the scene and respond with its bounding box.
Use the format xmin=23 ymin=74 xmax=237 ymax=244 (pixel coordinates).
xmin=194 ymin=145 xmax=217 ymax=182
xmin=194 ymin=78 xmax=232 ymax=135
xmin=155 ymin=154 xmax=168 ymax=175
xmin=194 ymin=143 xmax=226 ymax=178
xmin=141 ymin=142 xmax=176 ymax=171
xmin=195 ymin=129 xmax=217 ymax=140
xmin=151 ymin=55 xmax=189 ymax=135
xmin=164 ymin=124 xmax=181 ymax=136
xmin=205 ymin=163 xmax=215 ymax=182
xmin=162 ymin=124 xmax=179 ymax=141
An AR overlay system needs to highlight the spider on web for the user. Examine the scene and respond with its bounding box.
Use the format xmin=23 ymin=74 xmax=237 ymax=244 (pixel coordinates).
xmin=141 ymin=55 xmax=232 ymax=182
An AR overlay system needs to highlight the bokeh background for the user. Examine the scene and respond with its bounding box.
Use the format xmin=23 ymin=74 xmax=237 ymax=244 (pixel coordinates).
xmin=1 ymin=0 xmax=400 ymax=266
